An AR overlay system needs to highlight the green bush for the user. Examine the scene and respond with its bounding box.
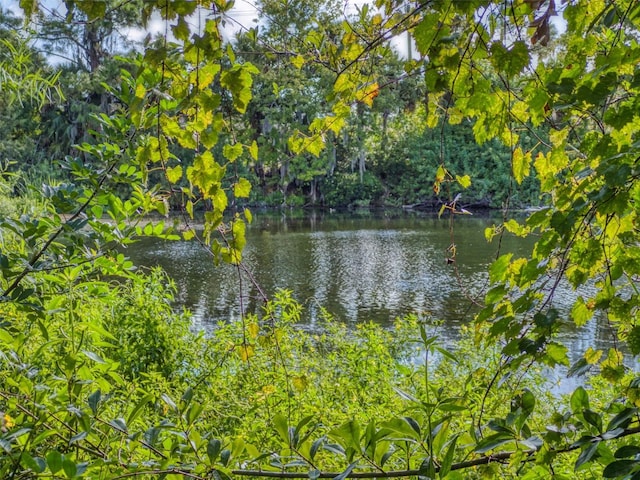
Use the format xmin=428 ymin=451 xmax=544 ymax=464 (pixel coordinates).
xmin=322 ymin=171 xmax=384 ymax=207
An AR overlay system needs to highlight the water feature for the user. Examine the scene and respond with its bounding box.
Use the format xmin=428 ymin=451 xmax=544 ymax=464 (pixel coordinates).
xmin=124 ymin=209 xmax=619 ymax=368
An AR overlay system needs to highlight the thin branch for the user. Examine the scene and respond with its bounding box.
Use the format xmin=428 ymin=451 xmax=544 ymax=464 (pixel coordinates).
xmin=1 ymin=143 xmax=125 ymax=299
xmin=233 ymin=426 xmax=640 ymax=478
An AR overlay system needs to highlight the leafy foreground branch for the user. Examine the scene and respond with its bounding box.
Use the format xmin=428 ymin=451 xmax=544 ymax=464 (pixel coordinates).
xmin=3 ymin=0 xmax=640 ymax=478
xmin=233 ymin=426 xmax=640 ymax=479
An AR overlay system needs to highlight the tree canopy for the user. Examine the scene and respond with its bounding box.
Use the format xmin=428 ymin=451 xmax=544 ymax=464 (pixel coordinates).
xmin=2 ymin=0 xmax=640 ymax=478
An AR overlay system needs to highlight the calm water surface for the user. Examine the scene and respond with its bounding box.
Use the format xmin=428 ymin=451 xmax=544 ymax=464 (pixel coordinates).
xmin=125 ymin=210 xmax=619 ymax=366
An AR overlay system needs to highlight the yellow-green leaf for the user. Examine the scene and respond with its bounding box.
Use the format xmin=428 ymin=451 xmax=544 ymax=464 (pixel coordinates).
xmin=292 ymin=375 xmax=308 ymax=392
xmin=135 ymin=83 xmax=146 ymax=99
xmin=512 ymin=147 xmax=531 ymax=184
xmin=585 ymin=347 xmax=602 ymax=365
xmin=238 ymin=344 xmax=254 ymax=362
xmin=223 ymin=143 xmax=243 ymax=162
xmin=571 ymin=297 xmax=594 ymax=327
xmin=291 ymin=55 xmax=305 ymax=69
xmin=234 ymin=178 xmax=252 ymax=198
xmin=248 ymin=141 xmax=258 ymax=161
xmin=247 ymin=323 xmax=259 ymax=339
xmin=166 ymin=165 xmax=183 ymax=184
xmin=456 ymin=174 xmax=471 ymax=189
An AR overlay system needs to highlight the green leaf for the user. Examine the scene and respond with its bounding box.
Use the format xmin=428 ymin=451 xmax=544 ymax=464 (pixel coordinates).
xmin=69 ymin=431 xmax=88 ymax=444
xmin=223 ymin=143 xmax=243 ymax=162
xmin=575 ymin=441 xmax=600 ymax=470
xmin=207 ymin=439 xmax=222 ymax=464
xmin=413 ymin=13 xmax=443 ymax=56
xmin=108 ymin=418 xmax=128 ymax=433
xmin=273 ymin=414 xmax=290 ymax=445
xmin=544 ymin=342 xmax=569 ymax=367
xmin=161 ymin=393 xmax=177 ymax=413
xmin=220 ymin=64 xmax=258 ymax=113
xmin=21 ymin=452 xmax=44 ymax=473
xmin=166 ymin=165 xmax=183 ymax=183
xmin=489 ymin=254 xmax=513 ymax=283
xmin=439 ymin=435 xmax=459 ymax=478
xmin=62 ymin=458 xmax=76 ymax=479
xmin=172 ymin=16 xmax=191 ymax=41
xmin=583 ymin=409 xmax=602 ymax=433
xmin=456 ymin=174 xmax=471 ymax=188
xmin=88 ymin=390 xmax=101 ymax=415
xmin=46 ymin=451 xmax=63 ymax=474
xmin=474 ymin=433 xmax=513 ymax=454
xmin=615 ymin=445 xmax=640 ymax=459
xmin=76 ymin=0 xmax=106 ymax=20
xmin=333 ymin=462 xmax=357 ymax=480
xmin=248 ymin=141 xmax=258 ymax=161
xmin=329 ymin=420 xmax=361 ymax=451
xmin=82 ymin=350 xmax=105 ymax=364
xmin=291 ymin=55 xmax=305 ymax=69
xmin=512 ymin=147 xmax=531 ymax=185
xmin=490 ymin=41 xmax=530 ymax=77
xmin=127 ymin=394 xmax=153 ymax=425
xmin=607 ymin=408 xmax=637 ymax=432
xmin=570 ymin=387 xmax=590 ymax=413
xmin=603 ymin=460 xmax=639 ymax=478
xmin=234 ymin=178 xmax=252 ymax=198
xmin=571 ymin=297 xmax=594 ymax=327
xmin=419 ymin=456 xmax=436 ymax=479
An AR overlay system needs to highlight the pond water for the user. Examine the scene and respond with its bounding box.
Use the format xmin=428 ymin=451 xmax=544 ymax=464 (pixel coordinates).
xmin=125 ymin=209 xmax=619 ymax=368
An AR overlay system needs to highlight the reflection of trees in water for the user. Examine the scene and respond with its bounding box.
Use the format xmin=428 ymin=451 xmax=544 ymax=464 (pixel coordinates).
xmin=125 ymin=215 xmax=616 ymax=357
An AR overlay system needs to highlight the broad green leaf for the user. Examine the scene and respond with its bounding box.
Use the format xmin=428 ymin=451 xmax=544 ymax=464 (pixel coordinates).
xmin=234 ymin=178 xmax=251 ymax=198
xmin=62 ymin=458 xmax=76 ymax=479
xmin=571 ymin=297 xmax=594 ymax=326
xmin=273 ymin=414 xmax=290 ymax=445
xmin=291 ymin=55 xmax=305 ymax=69
xmin=489 ymin=254 xmax=513 ymax=283
xmin=329 ymin=420 xmax=361 ymax=451
xmin=583 ymin=409 xmax=602 ymax=433
xmin=570 ymin=387 xmax=590 ymax=413
xmin=603 ymin=460 xmax=639 ymax=478
xmin=223 ymin=143 xmax=243 ymax=162
xmin=82 ymin=350 xmax=105 ymax=364
xmin=575 ymin=441 xmax=599 ymax=470
xmin=584 ymin=347 xmax=602 ymax=365
xmin=76 ymin=0 xmax=106 ymax=20
xmin=379 ymin=417 xmax=420 ymax=441
xmin=414 ymin=13 xmax=444 ymax=56
xmin=166 ymin=165 xmax=183 ymax=184
xmin=490 ymin=41 xmax=530 ymax=77
xmin=474 ymin=433 xmax=514 ymax=454
xmin=88 ymin=390 xmax=101 ymax=415
xmin=544 ymin=342 xmax=569 ymax=367
xmin=614 ymin=445 xmax=640 ymax=459
xmin=207 ymin=439 xmax=222 ymax=464
xmin=46 ymin=451 xmax=63 ymax=474
xmin=512 ymin=147 xmax=531 ymax=184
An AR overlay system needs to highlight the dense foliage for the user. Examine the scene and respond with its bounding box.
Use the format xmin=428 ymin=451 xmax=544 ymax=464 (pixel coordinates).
xmin=2 ymin=0 xmax=640 ymax=479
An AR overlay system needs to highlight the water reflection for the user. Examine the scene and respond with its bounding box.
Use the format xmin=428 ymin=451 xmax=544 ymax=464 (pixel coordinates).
xmin=125 ymin=210 xmax=625 ymax=357
xmin=127 ymin=211 xmax=526 ymax=329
